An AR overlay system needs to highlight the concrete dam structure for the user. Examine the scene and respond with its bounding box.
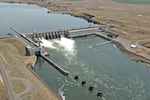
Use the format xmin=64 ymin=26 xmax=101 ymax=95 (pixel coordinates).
xmin=27 ymin=30 xmax=69 ymax=40
xmin=26 ymin=26 xmax=119 ymax=42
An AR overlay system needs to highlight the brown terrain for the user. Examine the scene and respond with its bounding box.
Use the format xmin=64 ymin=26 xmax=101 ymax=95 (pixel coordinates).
xmin=0 ymin=38 xmax=59 ymax=100
xmin=0 ymin=72 xmax=8 ymax=100
xmin=0 ymin=0 xmax=150 ymax=99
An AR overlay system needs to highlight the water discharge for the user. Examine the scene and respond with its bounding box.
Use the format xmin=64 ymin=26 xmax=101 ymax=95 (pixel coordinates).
xmin=40 ymin=37 xmax=76 ymax=62
xmin=39 ymin=38 xmax=56 ymax=49
xmin=40 ymin=37 xmax=75 ymax=51
xmin=52 ymin=36 xmax=74 ymax=50
xmin=59 ymin=36 xmax=75 ymax=52
xmin=53 ymin=36 xmax=76 ymax=57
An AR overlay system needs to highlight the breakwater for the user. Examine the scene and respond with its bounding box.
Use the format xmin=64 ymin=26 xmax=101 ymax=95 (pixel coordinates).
xmin=40 ymin=54 xmax=69 ymax=76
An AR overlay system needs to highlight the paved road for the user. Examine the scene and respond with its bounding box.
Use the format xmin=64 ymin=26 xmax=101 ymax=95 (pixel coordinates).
xmin=0 ymin=60 xmax=17 ymax=100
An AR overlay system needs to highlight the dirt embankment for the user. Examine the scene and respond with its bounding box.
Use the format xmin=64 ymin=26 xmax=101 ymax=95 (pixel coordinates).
xmin=0 ymin=38 xmax=59 ymax=100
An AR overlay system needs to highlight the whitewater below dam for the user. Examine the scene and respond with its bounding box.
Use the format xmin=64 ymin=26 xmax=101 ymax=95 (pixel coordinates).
xmin=0 ymin=3 xmax=150 ymax=100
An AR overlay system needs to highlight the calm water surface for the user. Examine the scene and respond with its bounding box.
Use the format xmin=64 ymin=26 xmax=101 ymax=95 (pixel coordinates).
xmin=0 ymin=3 xmax=93 ymax=37
xmin=0 ymin=3 xmax=150 ymax=100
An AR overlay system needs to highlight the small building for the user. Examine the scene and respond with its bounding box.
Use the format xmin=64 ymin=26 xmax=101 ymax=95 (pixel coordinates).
xmin=130 ymin=44 xmax=137 ymax=48
xmin=25 ymin=45 xmax=35 ymax=56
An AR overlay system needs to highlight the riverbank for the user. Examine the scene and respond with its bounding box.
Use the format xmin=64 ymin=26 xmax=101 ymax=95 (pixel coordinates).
xmin=113 ymin=39 xmax=150 ymax=65
xmin=0 ymin=37 xmax=59 ymax=100
xmin=0 ymin=0 xmax=149 ymax=64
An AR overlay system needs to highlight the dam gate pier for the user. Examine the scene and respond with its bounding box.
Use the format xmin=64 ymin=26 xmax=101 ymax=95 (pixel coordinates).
xmin=26 ymin=26 xmax=118 ymax=42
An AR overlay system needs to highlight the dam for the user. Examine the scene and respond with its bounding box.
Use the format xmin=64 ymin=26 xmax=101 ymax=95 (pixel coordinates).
xmin=26 ymin=25 xmax=118 ymax=42
xmin=11 ymin=25 xmax=118 ymax=76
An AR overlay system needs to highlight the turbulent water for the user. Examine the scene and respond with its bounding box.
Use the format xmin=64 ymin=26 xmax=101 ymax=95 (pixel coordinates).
xmin=40 ymin=37 xmax=76 ymax=58
xmin=55 ymin=36 xmax=75 ymax=52
xmin=39 ymin=38 xmax=56 ymax=49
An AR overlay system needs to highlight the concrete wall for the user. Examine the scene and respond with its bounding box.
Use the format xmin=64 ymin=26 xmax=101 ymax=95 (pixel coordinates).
xmin=25 ymin=45 xmax=35 ymax=56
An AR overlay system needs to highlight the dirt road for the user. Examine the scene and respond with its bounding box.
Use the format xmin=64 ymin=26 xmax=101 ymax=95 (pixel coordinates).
xmin=0 ymin=60 xmax=17 ymax=100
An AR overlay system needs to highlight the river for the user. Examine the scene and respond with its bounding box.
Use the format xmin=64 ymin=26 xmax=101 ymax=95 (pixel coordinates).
xmin=0 ymin=2 xmax=150 ymax=100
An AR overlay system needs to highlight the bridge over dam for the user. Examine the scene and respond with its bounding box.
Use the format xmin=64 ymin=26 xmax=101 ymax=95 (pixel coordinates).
xmin=26 ymin=26 xmax=119 ymax=42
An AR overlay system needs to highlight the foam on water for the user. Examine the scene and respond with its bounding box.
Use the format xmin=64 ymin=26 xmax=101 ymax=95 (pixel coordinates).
xmin=58 ymin=84 xmax=66 ymax=100
xmin=113 ymin=44 xmax=117 ymax=48
xmin=54 ymin=36 xmax=75 ymax=52
xmin=53 ymin=36 xmax=77 ymax=60
xmin=61 ymin=36 xmax=74 ymax=50
xmin=39 ymin=38 xmax=56 ymax=49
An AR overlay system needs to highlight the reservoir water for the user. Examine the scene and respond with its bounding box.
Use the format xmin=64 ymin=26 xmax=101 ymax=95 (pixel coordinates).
xmin=0 ymin=3 xmax=150 ymax=100
xmin=0 ymin=3 xmax=93 ymax=37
